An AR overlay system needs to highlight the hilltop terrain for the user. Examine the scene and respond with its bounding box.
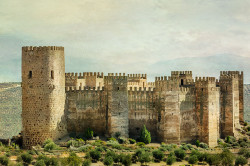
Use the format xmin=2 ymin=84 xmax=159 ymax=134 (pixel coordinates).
xmin=0 ymin=83 xmax=249 ymax=139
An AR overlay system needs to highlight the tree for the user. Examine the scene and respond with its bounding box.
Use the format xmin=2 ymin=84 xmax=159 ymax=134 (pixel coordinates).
xmin=139 ymin=125 xmax=151 ymax=144
xmin=84 ymin=128 xmax=94 ymax=139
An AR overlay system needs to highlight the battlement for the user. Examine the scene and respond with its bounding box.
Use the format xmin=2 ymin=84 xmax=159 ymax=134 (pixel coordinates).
xmin=219 ymin=74 xmax=239 ymax=80
xmin=104 ymin=73 xmax=127 ymax=81
xmin=22 ymin=46 xmax=64 ymax=51
xmin=65 ymin=86 xmax=104 ymax=92
xmin=220 ymin=71 xmax=243 ymax=76
xmin=128 ymin=87 xmax=155 ymax=92
xmin=195 ymin=77 xmax=216 ymax=82
xmin=127 ymin=74 xmax=147 ymax=79
xmin=155 ymin=76 xmax=178 ymax=81
xmin=179 ymin=87 xmax=193 ymax=92
xmin=147 ymin=82 xmax=155 ymax=86
xmin=171 ymin=71 xmax=192 ymax=75
xmin=65 ymin=72 xmax=104 ymax=78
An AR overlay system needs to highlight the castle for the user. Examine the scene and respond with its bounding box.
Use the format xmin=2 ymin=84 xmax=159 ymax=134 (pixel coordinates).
xmin=21 ymin=46 xmax=244 ymax=149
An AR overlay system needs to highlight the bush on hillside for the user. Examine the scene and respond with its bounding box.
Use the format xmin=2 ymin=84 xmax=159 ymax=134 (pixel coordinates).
xmin=188 ymin=155 xmax=198 ymax=164
xmin=152 ymin=149 xmax=164 ymax=162
xmin=103 ymin=156 xmax=113 ymax=166
xmin=166 ymin=156 xmax=176 ymax=165
xmin=174 ymin=148 xmax=186 ymax=160
xmin=235 ymin=156 xmax=248 ymax=166
xmin=0 ymin=156 xmax=9 ymax=166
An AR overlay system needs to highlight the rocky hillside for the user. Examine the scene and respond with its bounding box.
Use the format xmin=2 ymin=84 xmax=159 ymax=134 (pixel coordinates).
xmin=0 ymin=83 xmax=22 ymax=139
xmin=0 ymin=83 xmax=249 ymax=139
xmin=244 ymin=84 xmax=250 ymax=122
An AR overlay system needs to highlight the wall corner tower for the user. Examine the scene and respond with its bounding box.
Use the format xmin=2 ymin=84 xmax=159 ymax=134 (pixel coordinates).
xmin=22 ymin=46 xmax=67 ymax=149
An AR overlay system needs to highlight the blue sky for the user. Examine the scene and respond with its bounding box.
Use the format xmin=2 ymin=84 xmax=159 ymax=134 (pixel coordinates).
xmin=0 ymin=0 xmax=250 ymax=83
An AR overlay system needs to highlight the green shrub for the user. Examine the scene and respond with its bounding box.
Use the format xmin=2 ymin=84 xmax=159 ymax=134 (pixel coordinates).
xmin=138 ymin=151 xmax=151 ymax=165
xmin=239 ymin=148 xmax=249 ymax=157
xmin=166 ymin=156 xmax=176 ymax=165
xmin=0 ymin=156 xmax=9 ymax=166
xmin=67 ymin=153 xmax=82 ymax=166
xmin=114 ymin=132 xmax=121 ymax=138
xmin=20 ymin=153 xmax=33 ymax=164
xmin=46 ymin=157 xmax=59 ymax=166
xmin=199 ymin=143 xmax=209 ymax=149
xmin=136 ymin=142 xmax=145 ymax=147
xmin=84 ymin=128 xmax=94 ymax=140
xmin=174 ymin=148 xmax=186 ymax=160
xmin=235 ymin=156 xmax=248 ymax=166
xmin=82 ymin=159 xmax=91 ymax=166
xmin=139 ymin=125 xmax=151 ymax=144
xmin=206 ymin=154 xmax=221 ymax=165
xmin=89 ymin=149 xmax=101 ymax=162
xmin=244 ymin=122 xmax=248 ymax=126
xmin=188 ymin=155 xmax=198 ymax=164
xmin=135 ymin=148 xmax=145 ymax=157
xmin=108 ymin=137 xmax=117 ymax=142
xmin=197 ymin=152 xmax=206 ymax=162
xmin=220 ymin=149 xmax=234 ymax=166
xmin=128 ymin=138 xmax=136 ymax=144
xmin=121 ymin=154 xmax=132 ymax=166
xmin=103 ymin=156 xmax=113 ymax=166
xmin=152 ymin=149 xmax=164 ymax=162
xmin=43 ymin=139 xmax=53 ymax=147
xmin=195 ymin=140 xmax=200 ymax=147
xmin=67 ymin=139 xmax=85 ymax=148
xmin=118 ymin=137 xmax=127 ymax=144
xmin=35 ymin=160 xmax=46 ymax=166
xmin=44 ymin=142 xmax=58 ymax=151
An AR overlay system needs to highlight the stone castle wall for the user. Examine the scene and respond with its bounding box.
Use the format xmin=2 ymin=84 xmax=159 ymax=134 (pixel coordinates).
xmin=21 ymin=46 xmax=244 ymax=148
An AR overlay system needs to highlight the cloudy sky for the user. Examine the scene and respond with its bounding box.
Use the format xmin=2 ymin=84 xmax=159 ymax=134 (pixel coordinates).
xmin=0 ymin=0 xmax=250 ymax=83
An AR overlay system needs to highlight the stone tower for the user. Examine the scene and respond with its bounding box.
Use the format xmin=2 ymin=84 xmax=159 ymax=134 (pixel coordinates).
xmin=219 ymin=72 xmax=240 ymax=138
xmin=195 ymin=77 xmax=219 ymax=147
xmin=156 ymin=76 xmax=181 ymax=144
xmin=22 ymin=46 xmax=66 ymax=149
xmin=104 ymin=73 xmax=129 ymax=137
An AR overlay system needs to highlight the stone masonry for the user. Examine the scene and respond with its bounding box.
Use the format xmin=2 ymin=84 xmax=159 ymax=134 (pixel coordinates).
xmin=22 ymin=46 xmax=244 ymax=148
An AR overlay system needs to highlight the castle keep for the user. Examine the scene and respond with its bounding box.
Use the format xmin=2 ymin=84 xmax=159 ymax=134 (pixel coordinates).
xmin=22 ymin=46 xmax=244 ymax=149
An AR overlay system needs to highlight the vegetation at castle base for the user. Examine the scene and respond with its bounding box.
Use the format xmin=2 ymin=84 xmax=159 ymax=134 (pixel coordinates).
xmin=0 ymin=131 xmax=249 ymax=166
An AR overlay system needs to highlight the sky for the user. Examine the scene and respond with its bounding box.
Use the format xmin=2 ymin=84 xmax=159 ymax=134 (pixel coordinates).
xmin=0 ymin=0 xmax=250 ymax=83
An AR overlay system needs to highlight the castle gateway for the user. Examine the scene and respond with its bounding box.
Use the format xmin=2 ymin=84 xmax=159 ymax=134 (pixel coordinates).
xmin=22 ymin=46 xmax=244 ymax=149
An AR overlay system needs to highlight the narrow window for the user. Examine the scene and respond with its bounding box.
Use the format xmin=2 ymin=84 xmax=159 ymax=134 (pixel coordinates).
xmin=181 ymin=79 xmax=184 ymax=85
xmin=117 ymin=87 xmax=120 ymax=91
xmin=28 ymin=71 xmax=32 ymax=79
xmin=51 ymin=70 xmax=54 ymax=79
